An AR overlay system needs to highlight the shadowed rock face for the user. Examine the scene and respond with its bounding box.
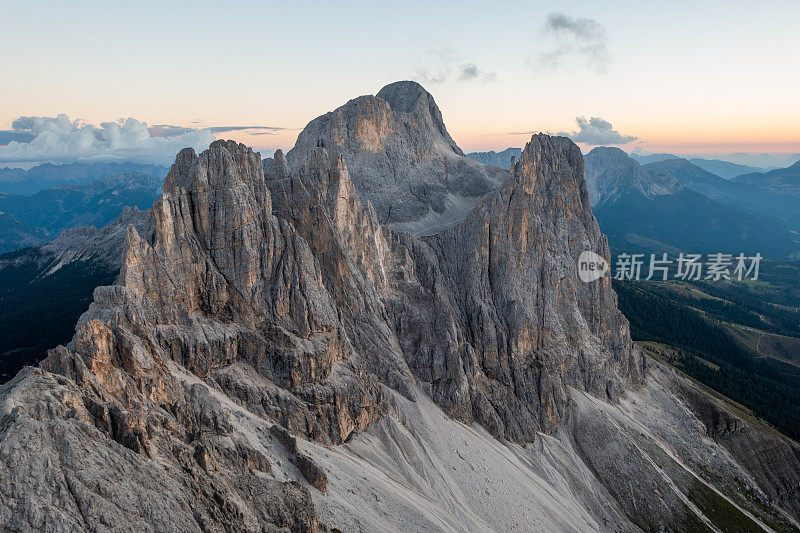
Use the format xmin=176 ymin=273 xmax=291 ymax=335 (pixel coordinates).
xmin=286 ymin=81 xmax=508 ymax=234
xmin=63 ymin=140 xmax=391 ymax=446
xmin=382 ymin=135 xmax=644 ymax=441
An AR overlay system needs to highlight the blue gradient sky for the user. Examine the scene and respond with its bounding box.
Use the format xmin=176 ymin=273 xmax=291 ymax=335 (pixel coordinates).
xmin=2 ymin=0 xmax=799 ymax=159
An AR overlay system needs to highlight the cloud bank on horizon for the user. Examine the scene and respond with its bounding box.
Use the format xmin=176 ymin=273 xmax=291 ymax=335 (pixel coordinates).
xmin=0 ymin=116 xmax=287 ymax=166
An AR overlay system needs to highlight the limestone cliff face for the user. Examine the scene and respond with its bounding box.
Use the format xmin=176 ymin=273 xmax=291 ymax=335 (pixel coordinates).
xmin=286 ymin=81 xmax=508 ymax=234
xmin=60 ymin=140 xmax=389 ymax=447
xmin=280 ymin=131 xmax=645 ymax=442
xmin=381 ymin=135 xmax=644 ymax=441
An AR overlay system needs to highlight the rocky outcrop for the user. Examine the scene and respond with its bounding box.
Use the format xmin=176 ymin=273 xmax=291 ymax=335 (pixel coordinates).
xmin=286 ymin=81 xmax=508 ymax=235
xmin=39 ymin=206 xmax=152 ymax=269
xmin=1 ymin=140 xmax=397 ymax=530
xmin=680 ymin=382 xmax=800 ymax=522
xmin=77 ymin=140 xmax=390 ymax=446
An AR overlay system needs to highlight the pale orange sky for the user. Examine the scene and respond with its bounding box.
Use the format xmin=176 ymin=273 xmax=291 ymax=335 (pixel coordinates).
xmin=1 ymin=1 xmax=799 ymax=162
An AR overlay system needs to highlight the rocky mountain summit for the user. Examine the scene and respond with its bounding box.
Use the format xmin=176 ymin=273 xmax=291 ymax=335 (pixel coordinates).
xmin=1 ymin=84 xmax=799 ymax=532
xmin=286 ymin=81 xmax=508 ymax=235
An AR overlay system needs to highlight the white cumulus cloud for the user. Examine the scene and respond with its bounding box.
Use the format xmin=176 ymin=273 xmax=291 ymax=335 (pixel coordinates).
xmin=558 ymin=116 xmax=637 ymax=145
xmin=0 ymin=115 xmax=216 ymax=165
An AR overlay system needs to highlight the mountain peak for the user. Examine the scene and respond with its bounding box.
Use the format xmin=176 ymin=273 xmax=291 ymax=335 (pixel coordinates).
xmin=585 ymin=146 xmax=681 ymax=206
xmin=163 ymin=140 xmax=260 ymax=194
xmin=375 ymin=80 xmax=429 ymax=113
xmin=3 ymin=84 xmax=800 ymax=532
xmin=587 ymin=146 xmax=636 ymax=166
xmin=287 ymin=82 xmax=505 ymax=233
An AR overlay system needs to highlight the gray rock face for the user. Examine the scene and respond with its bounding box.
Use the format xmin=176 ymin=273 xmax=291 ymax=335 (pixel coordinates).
xmin=286 ymin=81 xmax=508 ymax=235
xmin=1 ymin=84 xmax=799 ymax=532
xmin=584 ymin=146 xmax=680 ymax=206
xmin=382 ymin=135 xmax=644 ymax=441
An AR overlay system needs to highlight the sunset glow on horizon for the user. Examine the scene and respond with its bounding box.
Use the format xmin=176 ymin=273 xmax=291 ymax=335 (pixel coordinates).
xmin=2 ymin=0 xmax=798 ymax=164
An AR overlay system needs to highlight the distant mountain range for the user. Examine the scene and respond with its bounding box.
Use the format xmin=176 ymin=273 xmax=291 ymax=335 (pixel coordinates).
xmin=465 ymin=148 xmax=521 ymax=168
xmin=0 ymin=213 xmax=44 ymax=255
xmin=585 ymin=147 xmax=800 ymax=259
xmin=629 ymin=153 xmax=769 ymax=178
xmin=733 ymin=159 xmax=800 ymax=197
xmin=628 ymin=152 xmax=681 ymax=165
xmin=0 ymin=172 xmax=161 ymax=254
xmin=0 ymin=161 xmax=168 ymax=194
xmin=687 ymin=158 xmax=767 ymax=179
xmin=629 ymin=152 xmax=799 ymax=174
xmin=583 ymin=146 xmax=680 ymax=206
xmin=643 ymin=158 xmax=800 ymax=230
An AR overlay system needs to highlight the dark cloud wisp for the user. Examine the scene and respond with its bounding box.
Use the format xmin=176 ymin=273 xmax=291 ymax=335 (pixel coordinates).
xmin=0 ymin=131 xmax=36 ymax=145
xmin=416 ymin=46 xmax=497 ymax=84
xmin=457 ymin=63 xmax=497 ymax=82
xmin=148 ymin=124 xmax=286 ymax=138
xmin=533 ymin=13 xmax=610 ymax=73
